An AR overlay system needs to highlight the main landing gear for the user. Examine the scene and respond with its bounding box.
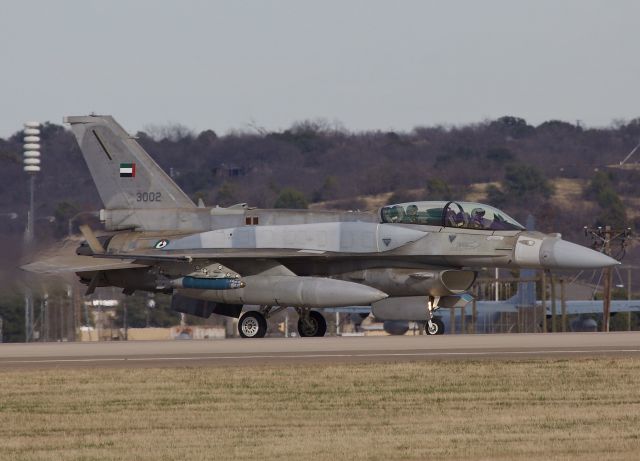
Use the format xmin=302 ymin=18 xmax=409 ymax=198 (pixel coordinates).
xmin=425 ymin=296 xmax=445 ymax=335
xmin=238 ymin=311 xmax=268 ymax=338
xmin=237 ymin=307 xmax=328 ymax=338
xmin=296 ymin=309 xmax=327 ymax=337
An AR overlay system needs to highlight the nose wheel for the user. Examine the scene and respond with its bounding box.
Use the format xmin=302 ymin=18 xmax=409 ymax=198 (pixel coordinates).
xmin=238 ymin=311 xmax=268 ymax=338
xmin=425 ymin=317 xmax=445 ymax=335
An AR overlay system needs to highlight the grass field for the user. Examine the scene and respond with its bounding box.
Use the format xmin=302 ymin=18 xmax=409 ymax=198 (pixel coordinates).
xmin=2 ymin=358 xmax=640 ymax=460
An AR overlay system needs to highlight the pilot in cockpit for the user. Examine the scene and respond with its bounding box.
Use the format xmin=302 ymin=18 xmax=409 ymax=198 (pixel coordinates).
xmin=471 ymin=207 xmax=491 ymax=229
xmin=445 ymin=205 xmax=466 ymax=227
xmin=405 ymin=204 xmax=418 ymax=223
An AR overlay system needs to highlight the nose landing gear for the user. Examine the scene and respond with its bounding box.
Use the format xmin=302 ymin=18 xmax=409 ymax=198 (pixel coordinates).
xmin=425 ymin=296 xmax=445 ymax=336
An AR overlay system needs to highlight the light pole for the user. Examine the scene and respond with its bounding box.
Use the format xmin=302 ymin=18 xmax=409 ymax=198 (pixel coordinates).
xmin=23 ymin=121 xmax=40 ymax=245
xmin=23 ymin=121 xmax=41 ymax=342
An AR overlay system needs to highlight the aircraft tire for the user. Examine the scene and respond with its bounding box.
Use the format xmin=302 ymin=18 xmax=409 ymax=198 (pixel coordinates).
xmin=425 ymin=317 xmax=445 ymax=336
xmin=238 ymin=311 xmax=268 ymax=338
xmin=298 ymin=311 xmax=327 ymax=337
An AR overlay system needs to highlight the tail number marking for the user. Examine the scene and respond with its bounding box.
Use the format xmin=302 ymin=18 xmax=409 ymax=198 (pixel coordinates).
xmin=136 ymin=192 xmax=162 ymax=202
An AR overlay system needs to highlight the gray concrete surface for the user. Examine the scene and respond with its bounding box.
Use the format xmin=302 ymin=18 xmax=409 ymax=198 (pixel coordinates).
xmin=1 ymin=332 xmax=639 ymax=369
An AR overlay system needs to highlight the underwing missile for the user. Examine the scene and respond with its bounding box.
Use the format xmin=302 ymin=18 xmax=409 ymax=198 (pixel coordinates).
xmin=161 ymin=277 xmax=245 ymax=291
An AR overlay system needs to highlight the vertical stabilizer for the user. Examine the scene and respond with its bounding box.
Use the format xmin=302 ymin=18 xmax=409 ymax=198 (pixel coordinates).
xmin=64 ymin=115 xmax=195 ymax=211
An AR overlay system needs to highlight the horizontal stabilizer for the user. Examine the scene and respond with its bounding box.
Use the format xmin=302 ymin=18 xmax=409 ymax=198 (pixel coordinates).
xmin=21 ymin=255 xmax=148 ymax=275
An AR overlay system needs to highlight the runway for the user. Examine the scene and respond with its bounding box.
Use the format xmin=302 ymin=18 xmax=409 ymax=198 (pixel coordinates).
xmin=0 ymin=332 xmax=640 ymax=369
xmin=1 ymin=332 xmax=640 ymax=369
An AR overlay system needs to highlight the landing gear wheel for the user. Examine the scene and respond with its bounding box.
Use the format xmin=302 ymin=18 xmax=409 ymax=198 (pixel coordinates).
xmin=298 ymin=311 xmax=327 ymax=337
xmin=238 ymin=311 xmax=268 ymax=338
xmin=425 ymin=317 xmax=445 ymax=336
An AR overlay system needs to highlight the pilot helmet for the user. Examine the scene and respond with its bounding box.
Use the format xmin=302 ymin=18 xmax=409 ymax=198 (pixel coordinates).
xmin=472 ymin=207 xmax=485 ymax=217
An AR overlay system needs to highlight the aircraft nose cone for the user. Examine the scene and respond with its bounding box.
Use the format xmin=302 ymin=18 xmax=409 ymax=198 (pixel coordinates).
xmin=541 ymin=239 xmax=620 ymax=269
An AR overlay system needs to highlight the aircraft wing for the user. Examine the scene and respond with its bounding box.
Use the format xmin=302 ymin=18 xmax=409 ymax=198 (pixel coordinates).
xmin=554 ymin=300 xmax=640 ymax=315
xmin=21 ymin=254 xmax=148 ymax=275
xmin=474 ymin=300 xmax=519 ymax=313
xmin=22 ymin=246 xmax=366 ymax=277
xmin=474 ymin=299 xmax=640 ymax=315
xmin=94 ymin=248 xmax=352 ymax=262
xmin=21 ymin=243 xmax=332 ymax=276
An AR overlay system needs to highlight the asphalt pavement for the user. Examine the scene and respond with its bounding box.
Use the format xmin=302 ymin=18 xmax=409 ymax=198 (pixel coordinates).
xmin=1 ymin=332 xmax=639 ymax=369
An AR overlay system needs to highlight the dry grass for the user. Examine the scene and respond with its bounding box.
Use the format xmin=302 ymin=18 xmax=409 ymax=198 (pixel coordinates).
xmin=550 ymin=177 xmax=591 ymax=210
xmin=463 ymin=181 xmax=498 ymax=203
xmin=1 ymin=359 xmax=640 ymax=460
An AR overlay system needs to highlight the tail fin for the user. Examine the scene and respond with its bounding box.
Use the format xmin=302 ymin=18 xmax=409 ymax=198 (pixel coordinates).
xmin=509 ymin=268 xmax=537 ymax=307
xmin=64 ymin=115 xmax=195 ymax=211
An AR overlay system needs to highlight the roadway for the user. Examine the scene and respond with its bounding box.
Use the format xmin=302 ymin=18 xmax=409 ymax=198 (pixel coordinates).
xmin=1 ymin=332 xmax=639 ymax=369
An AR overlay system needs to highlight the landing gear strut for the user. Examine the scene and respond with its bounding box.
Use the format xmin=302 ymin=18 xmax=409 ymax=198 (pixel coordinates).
xmin=425 ymin=296 xmax=445 ymax=336
xmin=296 ymin=309 xmax=327 ymax=337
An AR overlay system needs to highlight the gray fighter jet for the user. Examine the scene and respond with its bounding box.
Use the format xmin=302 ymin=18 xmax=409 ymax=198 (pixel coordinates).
xmin=22 ymin=115 xmax=619 ymax=338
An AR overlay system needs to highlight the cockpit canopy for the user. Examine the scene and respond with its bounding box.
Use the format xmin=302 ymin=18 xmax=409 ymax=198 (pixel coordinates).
xmin=380 ymin=201 xmax=525 ymax=231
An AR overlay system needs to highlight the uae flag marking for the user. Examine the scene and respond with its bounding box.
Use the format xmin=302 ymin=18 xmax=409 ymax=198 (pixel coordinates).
xmin=119 ymin=163 xmax=136 ymax=177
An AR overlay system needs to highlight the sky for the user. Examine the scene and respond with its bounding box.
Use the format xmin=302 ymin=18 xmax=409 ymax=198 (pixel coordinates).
xmin=1 ymin=0 xmax=639 ymax=138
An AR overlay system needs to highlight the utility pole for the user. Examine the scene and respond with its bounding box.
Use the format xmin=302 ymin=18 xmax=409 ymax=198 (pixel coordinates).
xmin=603 ymin=253 xmax=612 ymax=332
xmin=449 ymin=305 xmax=456 ymax=334
xmin=471 ymin=284 xmax=478 ymax=334
xmin=549 ymin=272 xmax=557 ymax=333
xmin=541 ymin=271 xmax=547 ymax=333
xmin=123 ymin=300 xmax=128 ymax=341
xmin=43 ymin=294 xmax=49 ymax=341
xmin=627 ymin=268 xmax=632 ymax=331
xmin=584 ymin=226 xmax=631 ymax=332
xmin=560 ymin=278 xmax=567 ymax=332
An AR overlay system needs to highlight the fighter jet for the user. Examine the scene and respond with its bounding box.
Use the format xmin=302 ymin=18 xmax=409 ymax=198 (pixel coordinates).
xmin=22 ymin=115 xmax=620 ymax=338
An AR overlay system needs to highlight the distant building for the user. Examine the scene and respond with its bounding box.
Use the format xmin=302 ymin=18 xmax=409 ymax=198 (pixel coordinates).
xmin=213 ymin=163 xmax=245 ymax=178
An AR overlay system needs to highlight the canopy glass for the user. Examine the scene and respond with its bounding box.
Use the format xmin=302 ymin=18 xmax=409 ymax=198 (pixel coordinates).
xmin=380 ymin=201 xmax=525 ymax=231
